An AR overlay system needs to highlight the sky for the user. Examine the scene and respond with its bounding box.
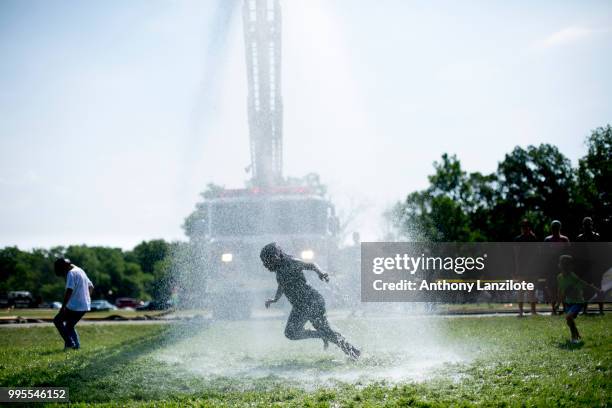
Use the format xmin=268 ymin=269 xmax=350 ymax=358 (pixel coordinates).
xmin=0 ymin=0 xmax=611 ymax=249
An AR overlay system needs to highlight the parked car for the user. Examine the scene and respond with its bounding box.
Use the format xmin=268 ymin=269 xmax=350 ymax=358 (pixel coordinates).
xmin=114 ymin=298 xmax=143 ymax=309
xmin=8 ymin=291 xmax=36 ymax=308
xmin=0 ymin=293 xmax=9 ymax=308
xmin=90 ymin=300 xmax=118 ymax=311
xmin=39 ymin=301 xmax=62 ymax=309
xmin=136 ymin=301 xmax=151 ymax=311
xmin=136 ymin=299 xmax=173 ymax=311
xmin=50 ymin=301 xmax=62 ymax=309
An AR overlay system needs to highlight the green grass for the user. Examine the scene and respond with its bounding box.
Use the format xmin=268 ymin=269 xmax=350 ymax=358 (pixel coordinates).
xmin=435 ymin=303 xmax=609 ymax=314
xmin=0 ymin=308 xmax=164 ymax=320
xmin=0 ymin=315 xmax=610 ymax=407
xmin=4 ymin=304 xmax=607 ymax=320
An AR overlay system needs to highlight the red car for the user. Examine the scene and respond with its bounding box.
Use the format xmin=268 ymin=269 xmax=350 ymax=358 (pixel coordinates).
xmin=114 ymin=297 xmax=144 ymax=309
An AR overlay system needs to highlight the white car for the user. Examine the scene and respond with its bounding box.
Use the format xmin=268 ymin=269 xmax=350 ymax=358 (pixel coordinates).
xmin=90 ymin=300 xmax=118 ymax=311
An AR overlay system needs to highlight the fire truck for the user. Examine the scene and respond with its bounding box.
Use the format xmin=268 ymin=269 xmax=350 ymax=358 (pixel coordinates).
xmin=196 ymin=186 xmax=339 ymax=319
xmin=189 ymin=0 xmax=341 ymax=319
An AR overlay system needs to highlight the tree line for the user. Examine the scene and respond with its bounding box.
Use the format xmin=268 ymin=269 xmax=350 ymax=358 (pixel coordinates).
xmin=387 ymin=125 xmax=611 ymax=242
xmin=0 ymin=240 xmax=176 ymax=303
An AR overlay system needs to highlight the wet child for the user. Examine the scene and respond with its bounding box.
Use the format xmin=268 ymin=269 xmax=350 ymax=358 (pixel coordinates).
xmin=557 ymin=255 xmax=601 ymax=344
xmin=260 ymin=242 xmax=360 ymax=360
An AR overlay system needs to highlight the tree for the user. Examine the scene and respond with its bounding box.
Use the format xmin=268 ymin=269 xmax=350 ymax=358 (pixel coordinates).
xmin=390 ymin=135 xmax=598 ymax=242
xmin=495 ymin=144 xmax=574 ymax=239
xmin=64 ymin=245 xmax=151 ymax=300
xmin=182 ymin=183 xmax=225 ymax=240
xmin=0 ymin=240 xmax=177 ymax=303
xmin=128 ymin=240 xmax=170 ymax=275
xmin=389 ymin=154 xmax=495 ymax=241
xmin=575 ymin=125 xmax=612 ymax=239
xmin=127 ymin=239 xmax=174 ymax=300
xmin=0 ymin=247 xmax=63 ymax=301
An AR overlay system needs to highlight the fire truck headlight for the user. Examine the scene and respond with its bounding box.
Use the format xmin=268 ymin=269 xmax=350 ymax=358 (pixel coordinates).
xmin=221 ymin=253 xmax=233 ymax=263
xmin=301 ymin=249 xmax=315 ymax=261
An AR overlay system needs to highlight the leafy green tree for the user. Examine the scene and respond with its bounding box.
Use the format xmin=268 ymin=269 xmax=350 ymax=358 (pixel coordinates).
xmin=494 ymin=144 xmax=574 ymax=239
xmin=128 ymin=240 xmax=170 ymax=275
xmin=127 ymin=239 xmax=175 ymax=300
xmin=0 ymin=240 xmax=177 ymax=303
xmin=0 ymin=247 xmax=63 ymax=301
xmin=183 ymin=183 xmax=225 ymax=240
xmin=390 ymin=136 xmax=594 ymax=242
xmin=575 ymin=125 xmax=612 ymax=239
xmin=63 ymin=245 xmax=151 ymax=300
xmin=389 ymin=154 xmax=495 ymax=241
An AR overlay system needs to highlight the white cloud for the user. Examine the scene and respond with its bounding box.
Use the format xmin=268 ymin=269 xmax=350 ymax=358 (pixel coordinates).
xmin=534 ymin=26 xmax=604 ymax=49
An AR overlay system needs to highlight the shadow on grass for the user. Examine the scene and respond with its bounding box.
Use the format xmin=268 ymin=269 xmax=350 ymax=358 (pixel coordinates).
xmin=556 ymin=340 xmax=585 ymax=350
xmin=3 ymin=325 xmax=196 ymax=402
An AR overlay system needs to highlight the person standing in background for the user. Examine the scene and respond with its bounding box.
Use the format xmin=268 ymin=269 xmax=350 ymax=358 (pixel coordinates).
xmin=576 ymin=217 xmax=601 ymax=242
xmin=515 ymin=219 xmax=538 ymax=243
xmin=575 ymin=217 xmax=604 ymax=315
xmin=544 ymin=220 xmax=570 ymax=315
xmin=53 ymin=258 xmax=94 ymax=350
xmin=514 ymin=219 xmax=538 ymax=316
xmin=544 ymin=220 xmax=570 ymax=243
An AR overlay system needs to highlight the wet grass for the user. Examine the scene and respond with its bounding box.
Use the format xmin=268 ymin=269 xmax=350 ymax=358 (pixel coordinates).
xmin=0 ymin=315 xmax=610 ymax=407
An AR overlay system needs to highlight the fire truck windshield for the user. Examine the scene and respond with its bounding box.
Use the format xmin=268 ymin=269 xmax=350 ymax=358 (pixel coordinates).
xmin=210 ymin=199 xmax=328 ymax=236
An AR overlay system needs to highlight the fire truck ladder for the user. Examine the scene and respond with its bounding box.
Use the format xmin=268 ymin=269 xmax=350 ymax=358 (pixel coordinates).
xmin=243 ymin=0 xmax=283 ymax=187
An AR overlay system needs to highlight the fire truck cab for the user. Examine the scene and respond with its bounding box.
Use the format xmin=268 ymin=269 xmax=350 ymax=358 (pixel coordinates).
xmin=195 ymin=187 xmax=339 ymax=319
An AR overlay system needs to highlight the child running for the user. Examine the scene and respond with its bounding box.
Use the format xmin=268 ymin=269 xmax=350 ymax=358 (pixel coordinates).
xmin=260 ymin=242 xmax=361 ymax=360
xmin=557 ymin=255 xmax=602 ymax=344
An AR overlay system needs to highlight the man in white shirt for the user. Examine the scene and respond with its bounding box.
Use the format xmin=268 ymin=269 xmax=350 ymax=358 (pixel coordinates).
xmin=53 ymin=258 xmax=94 ymax=350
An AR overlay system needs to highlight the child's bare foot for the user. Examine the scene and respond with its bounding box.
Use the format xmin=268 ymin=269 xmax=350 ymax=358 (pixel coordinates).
xmin=347 ymin=345 xmax=361 ymax=361
xmin=338 ymin=339 xmax=360 ymax=360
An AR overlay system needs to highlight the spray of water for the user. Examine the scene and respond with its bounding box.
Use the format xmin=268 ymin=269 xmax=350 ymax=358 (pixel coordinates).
xmin=155 ymin=0 xmax=473 ymax=389
xmin=155 ymin=234 xmax=472 ymax=389
xmin=156 ymin=314 xmax=468 ymax=388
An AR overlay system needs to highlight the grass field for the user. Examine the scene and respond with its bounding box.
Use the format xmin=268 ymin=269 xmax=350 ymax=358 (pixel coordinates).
xmin=0 ymin=308 xmax=165 ymax=320
xmin=0 ymin=314 xmax=610 ymax=407
xmin=3 ymin=304 xmax=609 ymax=321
